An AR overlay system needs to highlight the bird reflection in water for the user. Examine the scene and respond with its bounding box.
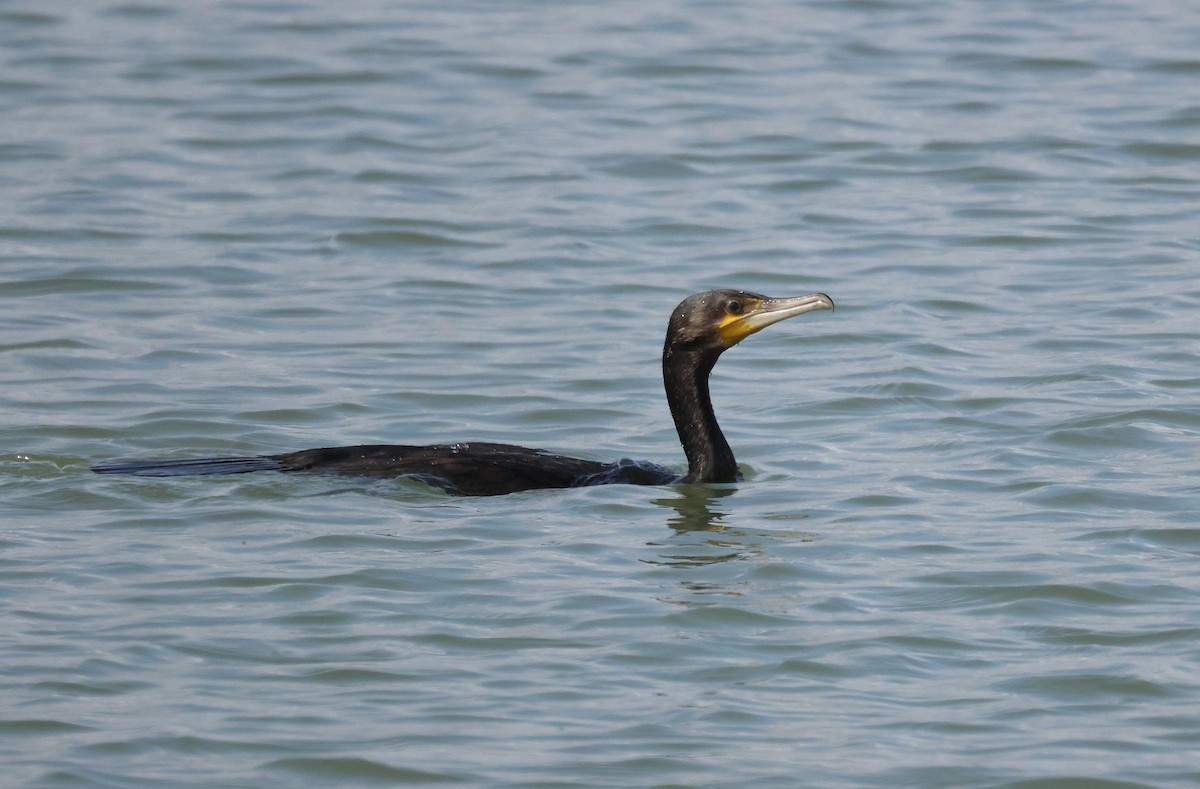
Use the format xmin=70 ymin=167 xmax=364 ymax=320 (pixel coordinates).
xmin=657 ymin=484 xmax=737 ymax=533
xmin=645 ymin=486 xmax=816 ymax=573
xmin=644 ymin=486 xmax=759 ymax=569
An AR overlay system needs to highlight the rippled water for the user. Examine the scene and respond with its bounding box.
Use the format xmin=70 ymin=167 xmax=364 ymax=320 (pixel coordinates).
xmin=4 ymin=0 xmax=1200 ymax=786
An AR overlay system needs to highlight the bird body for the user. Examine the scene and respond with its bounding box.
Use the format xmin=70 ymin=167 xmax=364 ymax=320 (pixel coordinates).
xmin=94 ymin=442 xmax=677 ymax=496
xmin=93 ymin=290 xmax=833 ymax=495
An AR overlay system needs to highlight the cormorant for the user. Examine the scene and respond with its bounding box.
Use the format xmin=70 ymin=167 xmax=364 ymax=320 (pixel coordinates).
xmin=92 ymin=290 xmax=833 ymax=495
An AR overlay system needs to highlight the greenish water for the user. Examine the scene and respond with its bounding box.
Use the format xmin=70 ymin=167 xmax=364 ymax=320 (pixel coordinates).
xmin=3 ymin=1 xmax=1200 ymax=786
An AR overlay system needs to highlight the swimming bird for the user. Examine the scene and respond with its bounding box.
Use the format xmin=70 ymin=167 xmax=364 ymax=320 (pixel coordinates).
xmin=92 ymin=290 xmax=833 ymax=495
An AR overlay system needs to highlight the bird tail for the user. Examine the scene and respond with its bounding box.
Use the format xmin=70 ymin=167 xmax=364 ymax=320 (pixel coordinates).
xmin=91 ymin=455 xmax=284 ymax=477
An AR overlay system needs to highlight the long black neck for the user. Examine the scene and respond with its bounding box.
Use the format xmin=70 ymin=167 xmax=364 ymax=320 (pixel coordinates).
xmin=663 ymin=344 xmax=737 ymax=483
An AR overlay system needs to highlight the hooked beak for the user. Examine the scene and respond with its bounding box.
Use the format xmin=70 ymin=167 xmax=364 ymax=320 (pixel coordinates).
xmin=718 ymin=293 xmax=835 ymax=347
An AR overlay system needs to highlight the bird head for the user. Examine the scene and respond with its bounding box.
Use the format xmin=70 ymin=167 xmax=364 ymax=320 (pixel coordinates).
xmin=666 ymin=289 xmax=834 ymax=355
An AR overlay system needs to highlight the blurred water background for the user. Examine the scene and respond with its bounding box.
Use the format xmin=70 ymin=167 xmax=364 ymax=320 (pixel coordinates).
xmin=3 ymin=0 xmax=1200 ymax=786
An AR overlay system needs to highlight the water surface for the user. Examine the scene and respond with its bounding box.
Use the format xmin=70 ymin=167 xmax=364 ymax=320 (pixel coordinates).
xmin=3 ymin=1 xmax=1200 ymax=786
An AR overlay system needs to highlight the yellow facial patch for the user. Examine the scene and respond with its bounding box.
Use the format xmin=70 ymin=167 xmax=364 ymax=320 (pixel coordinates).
xmin=716 ymin=298 xmax=765 ymax=346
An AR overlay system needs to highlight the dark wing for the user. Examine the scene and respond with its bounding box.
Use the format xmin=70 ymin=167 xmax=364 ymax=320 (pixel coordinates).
xmin=272 ymin=443 xmax=644 ymax=495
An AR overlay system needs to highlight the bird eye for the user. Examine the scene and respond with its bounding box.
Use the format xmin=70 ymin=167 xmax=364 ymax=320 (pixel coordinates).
xmin=725 ymin=300 xmax=743 ymax=315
